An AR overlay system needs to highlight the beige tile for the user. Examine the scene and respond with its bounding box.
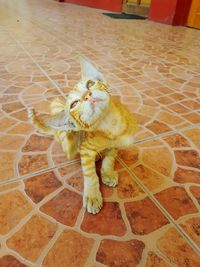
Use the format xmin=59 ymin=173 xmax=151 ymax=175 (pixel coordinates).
xmin=0 ymin=190 xmax=32 ymax=235
xmin=7 ymin=215 xmax=57 ymax=262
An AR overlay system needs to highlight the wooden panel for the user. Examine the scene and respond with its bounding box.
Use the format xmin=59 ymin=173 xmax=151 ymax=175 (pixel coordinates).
xmin=187 ymin=0 xmax=200 ymax=28
xmin=127 ymin=0 xmax=138 ymax=3
xmin=127 ymin=0 xmax=151 ymax=5
xmin=141 ymin=0 xmax=151 ymax=5
xmin=123 ymin=0 xmax=150 ymax=16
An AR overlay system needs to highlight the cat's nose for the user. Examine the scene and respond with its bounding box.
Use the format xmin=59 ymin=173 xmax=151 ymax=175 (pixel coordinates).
xmin=83 ymin=91 xmax=92 ymax=101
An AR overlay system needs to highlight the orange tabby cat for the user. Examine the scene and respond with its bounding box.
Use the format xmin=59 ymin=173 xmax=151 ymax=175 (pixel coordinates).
xmin=28 ymin=57 xmax=138 ymax=214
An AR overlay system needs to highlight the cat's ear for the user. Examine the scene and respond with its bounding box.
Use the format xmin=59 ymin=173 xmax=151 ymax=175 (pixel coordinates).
xmin=80 ymin=56 xmax=106 ymax=83
xmin=43 ymin=111 xmax=77 ymax=131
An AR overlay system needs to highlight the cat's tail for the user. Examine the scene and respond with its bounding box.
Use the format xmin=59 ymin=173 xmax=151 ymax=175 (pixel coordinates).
xmin=28 ymin=108 xmax=56 ymax=136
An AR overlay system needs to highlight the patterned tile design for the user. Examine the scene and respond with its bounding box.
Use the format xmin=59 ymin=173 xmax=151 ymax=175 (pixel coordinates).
xmin=0 ymin=0 xmax=199 ymax=266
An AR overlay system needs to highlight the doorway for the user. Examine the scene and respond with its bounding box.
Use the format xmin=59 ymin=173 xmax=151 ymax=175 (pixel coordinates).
xmin=187 ymin=0 xmax=200 ymax=29
xmin=122 ymin=0 xmax=151 ymax=17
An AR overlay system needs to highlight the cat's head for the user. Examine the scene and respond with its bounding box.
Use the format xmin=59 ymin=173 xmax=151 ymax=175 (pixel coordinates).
xmin=44 ymin=57 xmax=110 ymax=131
xmin=66 ymin=56 xmax=110 ymax=129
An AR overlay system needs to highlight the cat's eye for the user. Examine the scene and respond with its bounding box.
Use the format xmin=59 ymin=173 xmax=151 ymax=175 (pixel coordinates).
xmin=70 ymin=100 xmax=79 ymax=109
xmin=86 ymin=80 xmax=95 ymax=89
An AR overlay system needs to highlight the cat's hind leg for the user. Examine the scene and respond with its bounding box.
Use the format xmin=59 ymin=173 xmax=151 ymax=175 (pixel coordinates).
xmin=101 ymin=148 xmax=118 ymax=187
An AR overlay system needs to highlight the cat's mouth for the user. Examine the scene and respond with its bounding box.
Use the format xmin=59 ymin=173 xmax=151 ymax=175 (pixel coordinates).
xmin=89 ymin=97 xmax=103 ymax=106
xmin=78 ymin=90 xmax=110 ymax=128
xmin=88 ymin=97 xmax=106 ymax=115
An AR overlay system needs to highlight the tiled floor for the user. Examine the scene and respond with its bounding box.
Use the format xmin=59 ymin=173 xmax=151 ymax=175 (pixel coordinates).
xmin=0 ymin=0 xmax=200 ymax=266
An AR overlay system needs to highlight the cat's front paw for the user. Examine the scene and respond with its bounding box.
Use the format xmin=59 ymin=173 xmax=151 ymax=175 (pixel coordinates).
xmin=101 ymin=170 xmax=118 ymax=187
xmin=83 ymin=187 xmax=103 ymax=214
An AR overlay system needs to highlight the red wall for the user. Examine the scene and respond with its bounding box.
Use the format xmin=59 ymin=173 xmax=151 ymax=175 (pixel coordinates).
xmin=173 ymin=0 xmax=192 ymax=25
xmin=61 ymin=0 xmax=123 ymax=12
xmin=149 ymin=0 xmax=192 ymax=25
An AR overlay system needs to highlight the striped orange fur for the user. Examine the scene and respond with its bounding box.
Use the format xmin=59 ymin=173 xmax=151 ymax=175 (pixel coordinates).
xmin=29 ymin=57 xmax=138 ymax=214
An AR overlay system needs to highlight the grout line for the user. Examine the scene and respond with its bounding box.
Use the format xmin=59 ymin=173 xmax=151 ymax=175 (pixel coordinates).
xmin=1 ymin=122 xmax=199 ymax=187
xmin=117 ymin=157 xmax=200 ymax=256
xmin=5 ymin=30 xmax=67 ymax=100
xmin=1 ymin=0 xmax=199 ymax=257
xmin=133 ymin=123 xmax=200 ymax=145
xmin=31 ymin=15 xmax=200 ymax=78
xmin=3 ymin=20 xmax=200 ymax=147
xmin=34 ymin=225 xmax=64 ymax=266
xmin=0 ymin=159 xmax=80 ymax=187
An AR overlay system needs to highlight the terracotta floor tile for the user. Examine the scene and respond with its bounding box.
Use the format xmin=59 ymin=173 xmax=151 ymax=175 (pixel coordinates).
xmin=164 ymin=133 xmax=190 ymax=148
xmin=141 ymin=147 xmax=172 ymax=176
xmin=7 ymin=215 xmax=57 ymax=262
xmin=81 ymin=202 xmax=126 ymax=236
xmin=0 ymin=95 xmax=18 ymax=104
xmin=32 ymin=100 xmax=52 ymax=113
xmin=174 ymin=168 xmax=200 ymax=184
xmin=183 ymin=112 xmax=200 ymax=124
xmin=157 ymin=227 xmax=200 ymax=266
xmin=169 ymin=92 xmax=186 ymax=101
xmin=4 ymin=85 xmax=24 ymax=94
xmin=157 ymin=111 xmax=184 ymax=125
xmin=0 ymin=117 xmax=17 ymax=132
xmin=96 ymin=239 xmax=145 ymax=267
xmin=65 ymin=170 xmax=84 ymax=192
xmin=18 ymin=154 xmax=49 ymax=175
xmin=0 ymin=181 xmax=20 ymax=193
xmin=155 ymin=187 xmax=198 ymax=220
xmin=2 ymin=101 xmax=25 ymax=113
xmin=0 ymin=190 xmax=32 ymax=235
xmin=175 ymin=150 xmax=200 ymax=169
xmin=22 ymin=84 xmax=47 ymax=95
xmin=125 ymin=197 xmax=169 ymax=235
xmin=168 ymin=103 xmax=190 ymax=114
xmin=0 ymin=255 xmax=27 ymax=267
xmin=132 ymin=164 xmax=165 ymax=192
xmin=118 ymin=146 xmax=139 ymax=167
xmin=11 ymin=109 xmax=29 ymax=122
xmin=0 ymin=135 xmax=25 ymax=150
xmin=24 ymin=171 xmax=62 ymax=203
xmin=51 ymin=142 xmax=64 ymax=154
xmin=117 ymin=170 xmax=144 ymax=199
xmin=143 ymin=98 xmax=158 ymax=107
xmin=52 ymin=155 xmax=69 ymax=166
xmin=58 ymin=162 xmax=81 ymax=176
xmin=146 ymin=120 xmax=172 ymax=134
xmin=181 ymin=99 xmax=200 ymax=110
xmin=7 ymin=122 xmax=34 ymax=135
xmin=158 ymin=87 xmax=174 ymax=95
xmin=43 ymin=230 xmax=94 ymax=267
xmin=0 ymin=0 xmax=200 ymax=265
xmin=145 ymin=251 xmax=171 ymax=267
xmin=40 ymin=188 xmax=82 ymax=226
xmin=100 ymin=181 xmax=114 ymax=198
xmin=144 ymin=89 xmax=162 ymax=97
xmin=180 ymin=217 xmax=200 ymax=247
xmin=183 ymin=128 xmax=200 ymax=149
xmin=138 ymin=105 xmax=159 ymax=117
xmin=156 ymin=96 xmax=174 ymax=105
xmin=134 ymin=113 xmax=151 ymax=125
xmin=22 ymin=134 xmax=53 ymax=152
xmin=0 ymin=151 xmax=16 ymax=181
xmin=190 ymin=187 xmax=200 ymax=204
